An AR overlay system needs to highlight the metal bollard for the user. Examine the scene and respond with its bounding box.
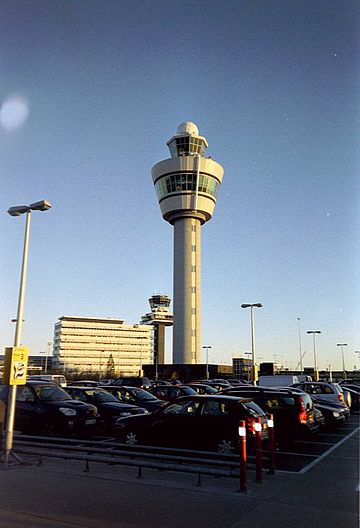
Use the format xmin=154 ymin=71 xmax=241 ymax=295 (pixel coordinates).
xmin=267 ymin=414 xmax=276 ymax=475
xmin=254 ymin=416 xmax=263 ymax=483
xmin=239 ymin=419 xmax=247 ymax=492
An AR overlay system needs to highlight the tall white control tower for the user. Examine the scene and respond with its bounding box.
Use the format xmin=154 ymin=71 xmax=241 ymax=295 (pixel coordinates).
xmin=152 ymin=122 xmax=224 ymax=364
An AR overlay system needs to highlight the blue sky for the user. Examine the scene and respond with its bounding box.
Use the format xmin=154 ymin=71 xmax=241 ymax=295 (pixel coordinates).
xmin=1 ymin=0 xmax=359 ymax=372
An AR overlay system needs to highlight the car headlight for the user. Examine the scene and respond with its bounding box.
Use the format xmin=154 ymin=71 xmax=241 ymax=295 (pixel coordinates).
xmin=332 ymin=412 xmax=340 ymax=417
xmin=59 ymin=407 xmax=77 ymax=416
xmin=118 ymin=412 xmax=132 ymax=417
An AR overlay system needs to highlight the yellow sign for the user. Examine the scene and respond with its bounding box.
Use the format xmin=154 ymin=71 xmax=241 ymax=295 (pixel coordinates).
xmin=3 ymin=347 xmax=29 ymax=385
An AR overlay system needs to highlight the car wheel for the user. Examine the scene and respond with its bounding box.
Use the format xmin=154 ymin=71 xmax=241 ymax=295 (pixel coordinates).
xmin=125 ymin=431 xmax=138 ymax=445
xmin=218 ymin=439 xmax=235 ymax=455
xmin=41 ymin=422 xmax=56 ymax=437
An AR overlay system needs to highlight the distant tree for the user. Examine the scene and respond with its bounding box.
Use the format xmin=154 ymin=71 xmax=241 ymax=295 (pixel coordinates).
xmin=106 ymin=354 xmax=116 ymax=378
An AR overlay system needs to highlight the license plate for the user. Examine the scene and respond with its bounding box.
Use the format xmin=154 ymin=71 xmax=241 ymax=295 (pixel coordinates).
xmin=85 ymin=419 xmax=96 ymax=425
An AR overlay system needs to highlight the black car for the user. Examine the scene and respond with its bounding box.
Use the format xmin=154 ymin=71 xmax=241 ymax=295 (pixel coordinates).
xmin=148 ymin=384 xmax=197 ymax=403
xmin=312 ymin=399 xmax=346 ymax=428
xmin=219 ymin=386 xmax=319 ymax=445
xmin=98 ymin=385 xmax=167 ymax=413
xmin=339 ymin=385 xmax=360 ymax=410
xmin=112 ymin=376 xmax=152 ymax=390
xmin=66 ymin=386 xmax=148 ymax=433
xmin=187 ymin=383 xmax=218 ymax=395
xmin=115 ymin=394 xmax=269 ymax=454
xmin=0 ymin=381 xmax=99 ymax=436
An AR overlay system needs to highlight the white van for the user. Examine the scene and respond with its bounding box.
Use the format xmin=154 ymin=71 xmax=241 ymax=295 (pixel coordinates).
xmin=27 ymin=374 xmax=67 ymax=387
xmin=257 ymin=375 xmax=299 ymax=387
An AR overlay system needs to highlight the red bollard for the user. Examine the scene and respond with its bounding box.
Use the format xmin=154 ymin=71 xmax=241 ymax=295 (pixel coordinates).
xmin=238 ymin=419 xmax=247 ymax=492
xmin=267 ymin=414 xmax=276 ymax=475
xmin=255 ymin=416 xmax=263 ymax=483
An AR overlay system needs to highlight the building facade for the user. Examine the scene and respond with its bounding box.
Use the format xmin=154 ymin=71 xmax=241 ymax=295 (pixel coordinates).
xmin=53 ymin=316 xmax=153 ymax=377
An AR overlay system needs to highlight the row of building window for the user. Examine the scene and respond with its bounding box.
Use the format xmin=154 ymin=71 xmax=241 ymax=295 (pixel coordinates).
xmin=155 ymin=173 xmax=219 ymax=200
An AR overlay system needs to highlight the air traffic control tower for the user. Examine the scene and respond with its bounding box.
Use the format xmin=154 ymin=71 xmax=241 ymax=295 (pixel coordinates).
xmin=152 ymin=122 xmax=224 ymax=364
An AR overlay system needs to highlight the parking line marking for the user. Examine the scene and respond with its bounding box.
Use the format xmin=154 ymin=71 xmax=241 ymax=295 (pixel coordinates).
xmin=299 ymin=426 xmax=360 ymax=474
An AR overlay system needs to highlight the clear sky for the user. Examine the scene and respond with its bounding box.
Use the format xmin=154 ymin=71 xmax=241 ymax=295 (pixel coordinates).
xmin=1 ymin=0 xmax=359 ymax=372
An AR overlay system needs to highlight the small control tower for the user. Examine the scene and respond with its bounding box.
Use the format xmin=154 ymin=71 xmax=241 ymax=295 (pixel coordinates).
xmin=141 ymin=294 xmax=173 ymax=367
xmin=152 ymin=122 xmax=224 ymax=364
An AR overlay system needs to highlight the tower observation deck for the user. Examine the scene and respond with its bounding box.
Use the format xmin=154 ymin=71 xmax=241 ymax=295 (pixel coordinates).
xmin=152 ymin=122 xmax=224 ymax=364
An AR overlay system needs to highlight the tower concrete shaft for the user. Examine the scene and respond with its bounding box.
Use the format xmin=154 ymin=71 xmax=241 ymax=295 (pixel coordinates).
xmin=173 ymin=217 xmax=201 ymax=363
xmin=152 ymin=122 xmax=224 ymax=364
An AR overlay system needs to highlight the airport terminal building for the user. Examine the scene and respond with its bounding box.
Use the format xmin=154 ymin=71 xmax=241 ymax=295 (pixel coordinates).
xmin=53 ymin=316 xmax=153 ymax=377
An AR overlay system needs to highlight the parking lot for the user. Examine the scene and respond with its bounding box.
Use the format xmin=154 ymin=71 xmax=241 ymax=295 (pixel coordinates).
xmin=0 ymin=412 xmax=358 ymax=528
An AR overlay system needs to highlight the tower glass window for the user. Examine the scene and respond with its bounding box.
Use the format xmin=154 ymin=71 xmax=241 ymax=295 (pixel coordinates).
xmin=155 ymin=173 xmax=220 ymax=200
xmin=167 ymin=137 xmax=207 ymax=157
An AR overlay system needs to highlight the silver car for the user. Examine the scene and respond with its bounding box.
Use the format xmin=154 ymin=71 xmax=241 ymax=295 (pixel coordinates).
xmin=291 ymin=381 xmax=350 ymax=408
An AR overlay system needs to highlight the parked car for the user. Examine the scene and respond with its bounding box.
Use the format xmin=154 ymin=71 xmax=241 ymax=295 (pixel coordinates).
xmin=115 ymin=395 xmax=269 ymax=454
xmin=66 ymin=386 xmax=148 ymax=433
xmin=27 ymin=374 xmax=67 ymax=387
xmin=312 ymin=400 xmax=347 ymax=428
xmin=0 ymin=381 xmax=98 ymax=436
xmin=219 ymin=385 xmax=319 ymax=445
xmin=148 ymin=384 xmax=197 ymax=403
xmin=257 ymin=375 xmax=299 ymax=387
xmin=99 ymin=385 xmax=167 ymax=413
xmin=338 ymin=385 xmax=360 ymax=411
xmin=112 ymin=376 xmax=152 ymax=390
xmin=67 ymin=380 xmax=100 ymax=387
xmin=187 ymin=383 xmax=218 ymax=395
xmin=291 ymin=382 xmax=350 ymax=409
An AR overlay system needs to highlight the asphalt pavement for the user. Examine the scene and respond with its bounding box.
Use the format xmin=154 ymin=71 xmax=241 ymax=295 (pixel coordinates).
xmin=0 ymin=426 xmax=358 ymax=528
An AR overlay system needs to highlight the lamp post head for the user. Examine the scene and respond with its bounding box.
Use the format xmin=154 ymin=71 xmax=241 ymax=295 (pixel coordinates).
xmin=7 ymin=205 xmax=29 ymax=216
xmin=307 ymin=330 xmax=321 ymax=334
xmin=8 ymin=200 xmax=52 ymax=217
xmin=337 ymin=343 xmax=348 ymax=347
xmin=241 ymin=303 xmax=263 ymax=309
xmin=29 ymin=200 xmax=52 ymax=212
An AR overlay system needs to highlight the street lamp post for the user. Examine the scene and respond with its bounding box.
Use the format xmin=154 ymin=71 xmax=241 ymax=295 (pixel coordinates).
xmin=307 ymin=330 xmax=321 ymax=381
xmin=203 ymin=346 xmax=212 ymax=379
xmin=337 ymin=343 xmax=348 ymax=379
xmin=297 ymin=317 xmax=303 ymax=374
xmin=241 ymin=303 xmax=263 ymax=383
xmin=45 ymin=341 xmax=52 ymax=374
xmin=3 ymin=200 xmax=52 ymax=469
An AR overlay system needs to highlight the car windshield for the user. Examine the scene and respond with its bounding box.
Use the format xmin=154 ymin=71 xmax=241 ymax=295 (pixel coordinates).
xmin=181 ymin=387 xmax=197 ymax=395
xmin=242 ymin=401 xmax=267 ymax=417
xmin=130 ymin=388 xmax=158 ymax=400
xmin=33 ymin=384 xmax=71 ymax=402
xmin=84 ymin=389 xmax=119 ymax=403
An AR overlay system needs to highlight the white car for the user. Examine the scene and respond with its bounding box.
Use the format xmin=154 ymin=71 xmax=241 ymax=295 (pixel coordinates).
xmin=291 ymin=381 xmax=351 ymax=408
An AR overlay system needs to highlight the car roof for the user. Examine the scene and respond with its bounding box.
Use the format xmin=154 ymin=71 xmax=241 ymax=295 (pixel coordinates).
xmin=175 ymin=394 xmax=254 ymax=403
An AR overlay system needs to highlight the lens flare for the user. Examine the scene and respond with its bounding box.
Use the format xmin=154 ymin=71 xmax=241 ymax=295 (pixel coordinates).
xmin=0 ymin=95 xmax=29 ymax=131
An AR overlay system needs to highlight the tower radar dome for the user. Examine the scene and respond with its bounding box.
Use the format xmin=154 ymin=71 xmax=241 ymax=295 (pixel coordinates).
xmin=176 ymin=122 xmax=199 ymax=136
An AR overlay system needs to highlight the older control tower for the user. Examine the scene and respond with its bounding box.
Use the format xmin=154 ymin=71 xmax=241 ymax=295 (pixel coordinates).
xmin=152 ymin=122 xmax=224 ymax=364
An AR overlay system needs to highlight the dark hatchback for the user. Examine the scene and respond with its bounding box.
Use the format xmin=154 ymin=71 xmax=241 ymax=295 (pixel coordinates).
xmin=115 ymin=394 xmax=269 ymax=454
xmin=148 ymin=384 xmax=197 ymax=403
xmin=112 ymin=376 xmax=152 ymax=390
xmin=219 ymin=386 xmax=319 ymax=445
xmin=99 ymin=385 xmax=167 ymax=413
xmin=0 ymin=381 xmax=99 ymax=436
xmin=66 ymin=386 xmax=148 ymax=433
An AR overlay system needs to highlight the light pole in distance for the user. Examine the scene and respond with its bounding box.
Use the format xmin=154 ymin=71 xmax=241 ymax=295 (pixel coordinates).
xmin=203 ymin=346 xmax=212 ymax=380
xmin=4 ymin=200 xmax=52 ymax=469
xmin=337 ymin=343 xmax=348 ymax=379
xmin=307 ymin=330 xmax=321 ymax=381
xmin=241 ymin=303 xmax=263 ymax=383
